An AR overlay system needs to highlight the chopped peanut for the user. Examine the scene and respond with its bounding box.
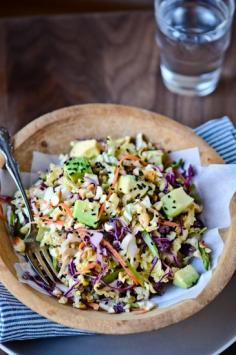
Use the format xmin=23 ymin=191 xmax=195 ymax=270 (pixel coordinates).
xmin=13 ymin=237 xmax=25 ymax=253
xmin=87 ymin=184 xmax=95 ymax=192
xmin=78 ymin=189 xmax=86 ymax=199
xmin=143 ymin=170 xmax=156 ymax=182
xmin=194 ymin=203 xmax=203 ymax=213
xmin=138 ymin=211 xmax=150 ymax=228
xmin=58 ymin=296 xmax=68 ymax=304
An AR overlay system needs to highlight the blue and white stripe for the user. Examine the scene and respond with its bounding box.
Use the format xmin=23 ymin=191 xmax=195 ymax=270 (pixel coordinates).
xmin=0 ymin=284 xmax=91 ymax=342
xmin=194 ymin=116 xmax=236 ymax=164
xmin=0 ymin=116 xmax=235 ymax=342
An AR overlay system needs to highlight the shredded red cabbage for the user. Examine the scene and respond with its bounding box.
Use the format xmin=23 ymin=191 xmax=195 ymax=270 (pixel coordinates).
xmin=100 ymin=279 xmax=134 ymax=293
xmin=164 ymin=252 xmax=182 ymax=267
xmin=180 ymin=243 xmax=196 ymax=257
xmin=157 ymin=225 xmax=171 ymax=235
xmin=22 ymin=271 xmax=55 ymax=295
xmin=89 ymin=231 xmax=104 ymax=264
xmin=154 ymin=165 xmax=164 ymax=173
xmin=68 ymin=258 xmax=77 ymax=276
xmin=38 ymin=181 xmax=48 ymax=191
xmin=154 ymin=269 xmax=172 ymax=292
xmin=150 ymin=256 xmax=159 ymax=273
xmin=64 ymin=280 xmax=80 ymax=297
xmin=93 ymin=264 xmax=108 ymax=285
xmin=165 ymin=171 xmax=176 ymax=186
xmin=113 ymin=302 xmax=125 ymax=313
xmin=106 ymin=218 xmax=130 ymax=250
xmin=109 ymin=218 xmax=130 ymax=240
xmin=153 ymin=236 xmax=172 ymax=252
xmin=182 ymin=164 xmax=195 ymax=188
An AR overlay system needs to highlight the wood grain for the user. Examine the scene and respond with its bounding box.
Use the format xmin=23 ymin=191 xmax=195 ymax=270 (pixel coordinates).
xmin=0 ymin=12 xmax=235 ymax=132
xmin=0 ymin=104 xmax=235 ymax=335
xmin=0 ymin=0 xmax=153 ymax=17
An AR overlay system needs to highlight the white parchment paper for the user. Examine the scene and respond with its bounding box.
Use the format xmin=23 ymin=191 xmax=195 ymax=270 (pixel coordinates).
xmin=1 ymin=149 xmax=236 ymax=308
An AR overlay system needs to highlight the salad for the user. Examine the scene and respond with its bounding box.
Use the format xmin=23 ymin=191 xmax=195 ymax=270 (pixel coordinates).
xmin=7 ymin=134 xmax=211 ymax=313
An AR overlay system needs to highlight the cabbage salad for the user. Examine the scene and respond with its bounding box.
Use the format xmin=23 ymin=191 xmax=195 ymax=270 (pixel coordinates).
xmin=7 ymin=134 xmax=211 ymax=313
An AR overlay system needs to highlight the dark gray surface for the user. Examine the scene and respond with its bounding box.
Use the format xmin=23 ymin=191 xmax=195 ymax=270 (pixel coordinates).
xmin=2 ymin=274 xmax=236 ymax=355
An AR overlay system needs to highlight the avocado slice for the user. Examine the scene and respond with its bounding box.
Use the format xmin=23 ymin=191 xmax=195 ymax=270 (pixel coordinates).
xmin=161 ymin=187 xmax=194 ymax=218
xmin=142 ymin=150 xmax=164 ymax=166
xmin=118 ymin=175 xmax=136 ymax=194
xmin=173 ymin=265 xmax=199 ymax=289
xmin=64 ymin=157 xmax=92 ymax=183
xmin=118 ymin=175 xmax=154 ymax=200
xmin=70 ymin=139 xmax=100 ymax=159
xmin=73 ymin=199 xmax=99 ymax=228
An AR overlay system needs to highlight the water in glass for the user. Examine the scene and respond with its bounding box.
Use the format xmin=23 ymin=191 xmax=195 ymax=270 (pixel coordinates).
xmin=155 ymin=0 xmax=235 ymax=96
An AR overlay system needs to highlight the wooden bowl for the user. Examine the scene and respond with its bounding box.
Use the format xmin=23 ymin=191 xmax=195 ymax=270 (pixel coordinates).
xmin=0 ymin=104 xmax=235 ymax=334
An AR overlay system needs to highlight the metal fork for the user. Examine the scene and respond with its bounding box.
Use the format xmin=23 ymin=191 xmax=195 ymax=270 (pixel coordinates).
xmin=0 ymin=127 xmax=58 ymax=285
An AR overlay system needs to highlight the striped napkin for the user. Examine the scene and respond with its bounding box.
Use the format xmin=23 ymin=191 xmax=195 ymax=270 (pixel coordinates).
xmin=0 ymin=116 xmax=235 ymax=343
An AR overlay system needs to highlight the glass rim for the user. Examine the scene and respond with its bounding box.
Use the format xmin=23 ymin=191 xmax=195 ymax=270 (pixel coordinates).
xmin=154 ymin=0 xmax=235 ymax=37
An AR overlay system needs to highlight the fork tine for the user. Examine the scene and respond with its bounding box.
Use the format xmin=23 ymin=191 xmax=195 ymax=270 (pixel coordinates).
xmin=25 ymin=251 xmax=51 ymax=285
xmin=32 ymin=249 xmax=57 ymax=283
xmin=40 ymin=247 xmax=58 ymax=276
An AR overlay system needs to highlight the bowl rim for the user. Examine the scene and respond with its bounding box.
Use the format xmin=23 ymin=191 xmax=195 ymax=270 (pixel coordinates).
xmin=0 ymin=103 xmax=235 ymax=334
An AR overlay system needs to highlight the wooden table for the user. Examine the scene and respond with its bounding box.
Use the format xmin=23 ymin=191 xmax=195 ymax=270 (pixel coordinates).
xmin=0 ymin=11 xmax=236 ymax=135
xmin=0 ymin=10 xmax=235 ymax=354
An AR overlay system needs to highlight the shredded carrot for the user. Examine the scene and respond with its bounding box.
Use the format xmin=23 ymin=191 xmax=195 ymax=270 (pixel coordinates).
xmin=160 ymin=220 xmax=179 ymax=228
xmin=79 ymin=241 xmax=86 ymax=250
xmin=112 ymin=166 xmax=121 ymax=189
xmin=119 ymin=154 xmax=141 ymax=162
xmin=98 ymin=203 xmax=106 ymax=219
xmin=101 ymin=239 xmax=140 ymax=286
xmin=111 ymin=154 xmax=144 ymax=188
xmin=59 ymin=202 xmax=73 ymax=218
xmin=87 ymin=302 xmax=99 ymax=310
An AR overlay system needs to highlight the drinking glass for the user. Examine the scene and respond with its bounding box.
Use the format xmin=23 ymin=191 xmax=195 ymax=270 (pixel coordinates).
xmin=154 ymin=0 xmax=235 ymax=96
